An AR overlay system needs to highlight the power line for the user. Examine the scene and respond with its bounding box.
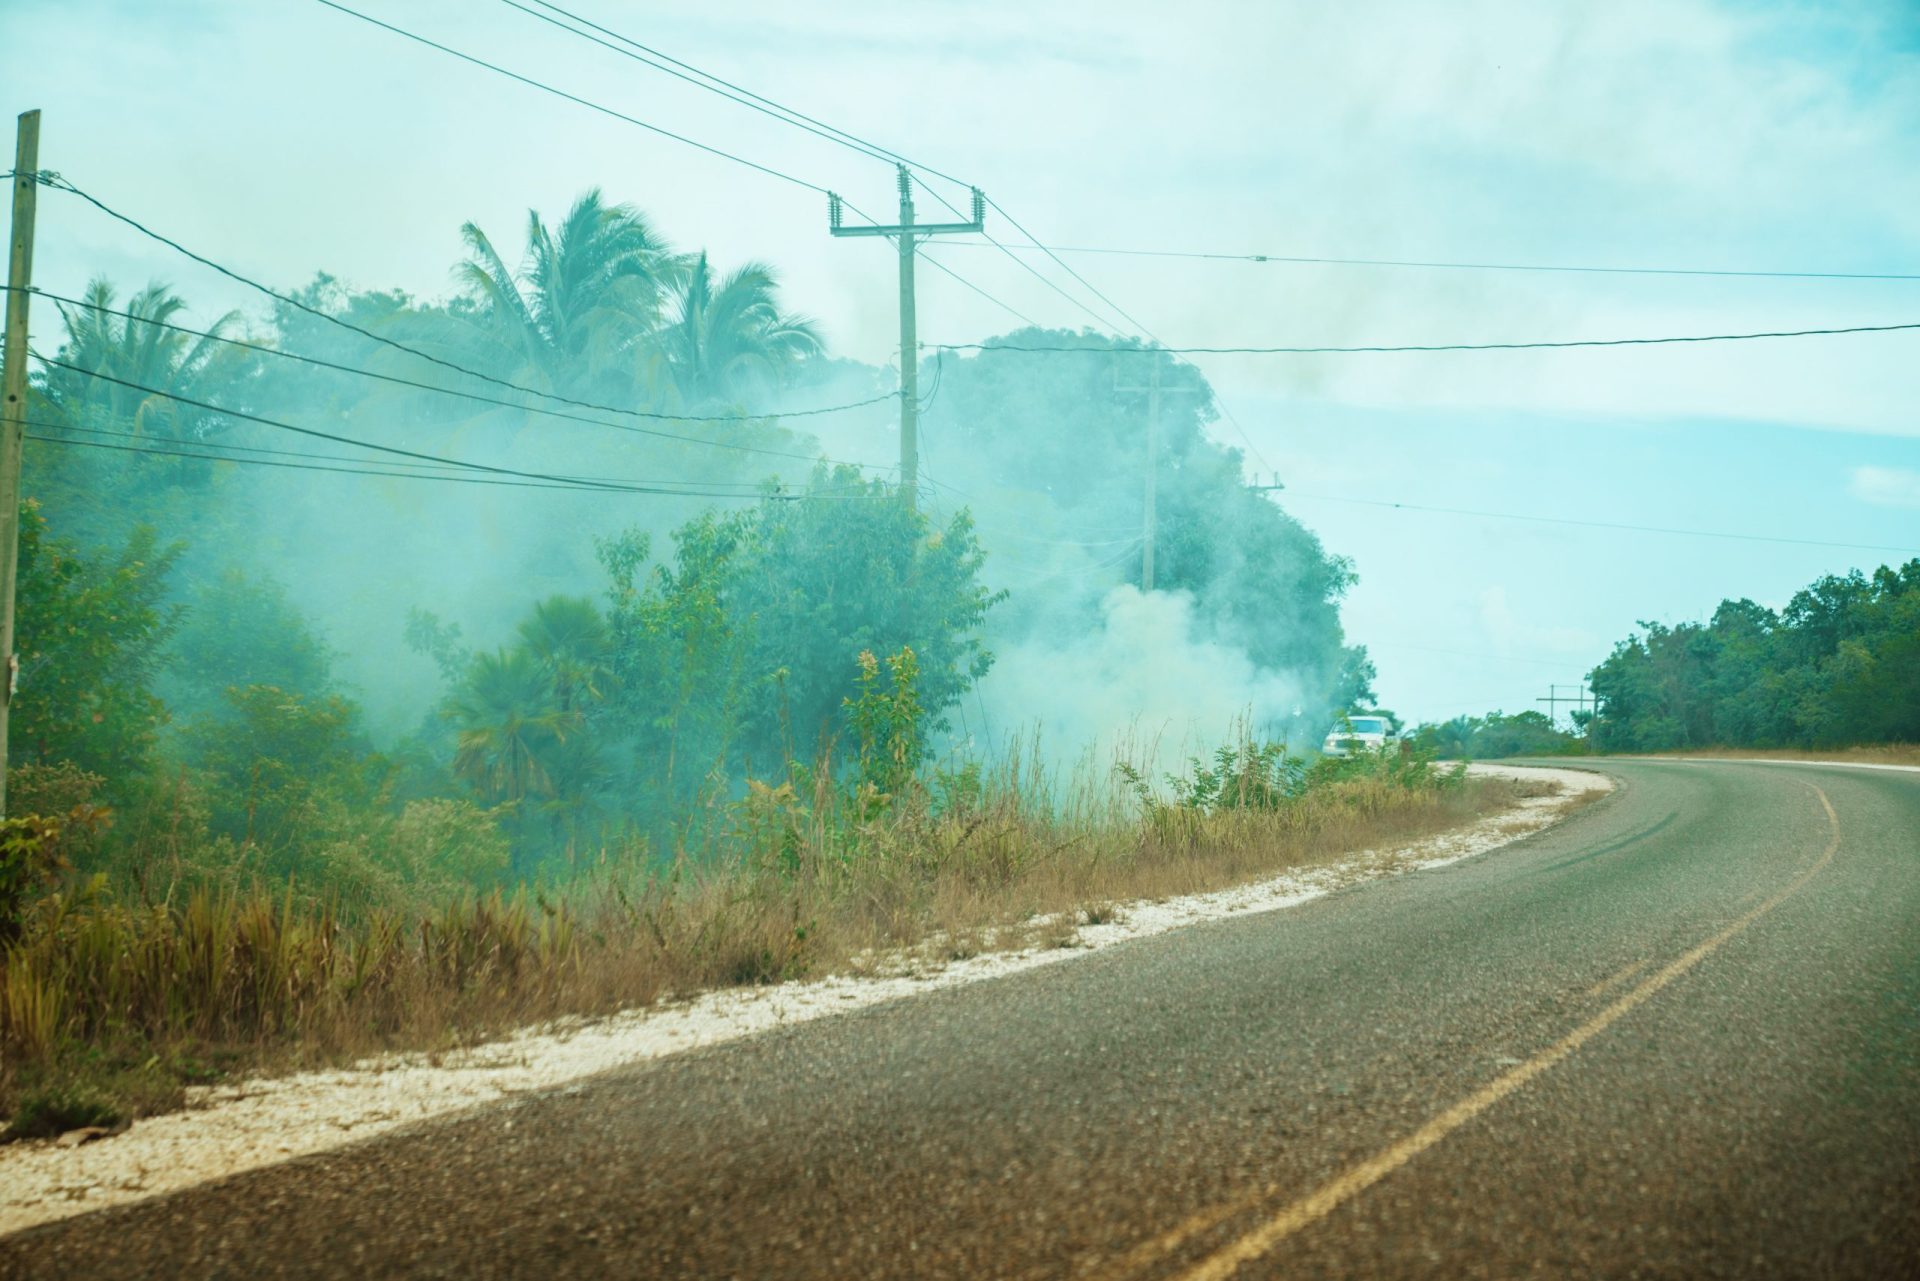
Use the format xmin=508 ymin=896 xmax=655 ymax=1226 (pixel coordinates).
xmin=311 ymin=0 xmax=829 ymax=193
xmin=1282 ymin=492 xmax=1919 ymax=556
xmin=927 ymin=318 xmax=1920 ymax=356
xmin=508 ymin=0 xmax=978 ymax=193
xmin=933 ymin=239 xmax=1920 ymax=283
xmin=21 ymin=285 xmax=896 ymax=468
xmin=324 ymin=0 xmax=1029 ymax=339
xmin=37 ymin=176 xmax=901 ymax=432
xmin=484 ymin=9 xmax=1048 ymax=340
xmin=29 ymin=430 xmax=834 ymax=499
xmin=956 ymin=185 xmax=1278 ymax=471
xmin=27 ymin=419 xmax=829 ymax=495
xmin=497 ymin=0 xmax=899 ymax=169
xmin=916 ymin=252 xmax=1039 ymax=327
xmin=985 ymin=197 xmax=1156 ymax=338
xmin=34 ymin=354 xmax=776 ymax=495
xmin=914 ymin=179 xmax=1125 ymax=333
xmin=22 ymin=428 xmax=702 ymax=494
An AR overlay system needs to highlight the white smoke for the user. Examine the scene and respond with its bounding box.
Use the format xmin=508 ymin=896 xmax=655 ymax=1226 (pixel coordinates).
xmin=975 ymin=585 xmax=1307 ymax=781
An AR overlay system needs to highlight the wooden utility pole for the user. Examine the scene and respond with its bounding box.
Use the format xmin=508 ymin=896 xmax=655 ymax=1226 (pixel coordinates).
xmin=0 ymin=110 xmax=40 ymax=818
xmin=1535 ymin=683 xmax=1591 ymax=728
xmin=828 ymin=165 xmax=984 ymax=510
xmin=1115 ymin=357 xmax=1201 ymax=592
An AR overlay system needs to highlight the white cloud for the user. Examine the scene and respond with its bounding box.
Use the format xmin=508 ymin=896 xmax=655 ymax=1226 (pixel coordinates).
xmin=1850 ymin=465 xmax=1920 ymax=508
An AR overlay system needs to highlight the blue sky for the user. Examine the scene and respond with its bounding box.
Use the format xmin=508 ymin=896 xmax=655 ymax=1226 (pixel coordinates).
xmin=3 ymin=0 xmax=1917 ymax=727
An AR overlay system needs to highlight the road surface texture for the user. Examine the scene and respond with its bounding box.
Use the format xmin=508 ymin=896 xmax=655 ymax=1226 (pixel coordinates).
xmin=5 ymin=758 xmax=1916 ymax=1279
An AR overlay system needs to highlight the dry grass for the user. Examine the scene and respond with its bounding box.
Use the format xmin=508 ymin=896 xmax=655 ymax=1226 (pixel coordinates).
xmin=1 ymin=754 xmax=1527 ymax=1131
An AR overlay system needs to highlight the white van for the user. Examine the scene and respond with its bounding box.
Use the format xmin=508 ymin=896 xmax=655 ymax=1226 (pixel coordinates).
xmin=1322 ymin=714 xmax=1395 ymax=758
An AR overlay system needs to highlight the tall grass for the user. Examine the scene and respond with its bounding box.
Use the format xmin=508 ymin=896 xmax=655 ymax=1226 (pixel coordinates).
xmin=1 ymin=742 xmax=1526 ymax=1130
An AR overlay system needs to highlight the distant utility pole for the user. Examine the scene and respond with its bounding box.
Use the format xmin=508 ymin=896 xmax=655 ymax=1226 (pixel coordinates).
xmin=1248 ymin=473 xmax=1285 ymax=494
xmin=1536 ymin=683 xmax=1591 ymax=728
xmin=0 ymin=110 xmax=41 ymax=818
xmin=1114 ymin=357 xmax=1202 ymax=592
xmin=828 ymin=165 xmax=984 ymax=511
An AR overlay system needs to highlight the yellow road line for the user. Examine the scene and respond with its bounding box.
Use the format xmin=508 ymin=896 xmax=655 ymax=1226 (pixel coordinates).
xmin=1129 ymin=784 xmax=1841 ymax=1281
xmin=1101 ymin=1188 xmax=1274 ymax=1276
xmin=1583 ymin=957 xmax=1651 ymax=998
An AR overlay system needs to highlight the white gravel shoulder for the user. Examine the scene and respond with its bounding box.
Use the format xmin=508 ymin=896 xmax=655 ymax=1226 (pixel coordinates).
xmin=0 ymin=762 xmax=1610 ymax=1235
xmin=1665 ymin=757 xmax=1920 ymax=773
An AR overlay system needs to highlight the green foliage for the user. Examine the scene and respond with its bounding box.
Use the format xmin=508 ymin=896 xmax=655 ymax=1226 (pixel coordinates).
xmin=1412 ymin=710 xmax=1584 ymax=759
xmin=182 ymin=684 xmax=380 ymax=864
xmin=453 ymin=189 xmax=678 ymax=403
xmin=447 ymin=649 xmax=579 ymax=807
xmin=12 ymin=503 xmax=183 ymax=786
xmin=164 ymin=568 xmax=337 ymax=716
xmin=0 ymin=816 xmax=68 ymax=945
xmin=664 ymin=252 xmax=822 ymax=406
xmin=4 ymin=1084 xmax=122 ymax=1141
xmin=44 ymin=278 xmax=246 ymax=441
xmin=404 ymin=608 xmax=473 ymax=685
xmin=844 ymin=647 xmax=927 ymax=805
xmin=1588 ymin=560 xmax=1920 ymax=751
xmin=923 ymin=332 xmax=1372 ymax=715
xmin=600 ymin=471 xmax=1000 ymax=809
xmin=1119 ymin=740 xmax=1306 ymax=814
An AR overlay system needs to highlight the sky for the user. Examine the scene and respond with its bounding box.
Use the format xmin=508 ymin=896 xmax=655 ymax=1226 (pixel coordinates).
xmin=3 ymin=0 xmax=1917 ymax=726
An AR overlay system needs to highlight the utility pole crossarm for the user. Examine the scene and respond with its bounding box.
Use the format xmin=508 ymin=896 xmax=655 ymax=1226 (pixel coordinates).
xmin=826 ymin=167 xmax=986 ymax=510
xmin=828 ymin=186 xmax=984 ymax=239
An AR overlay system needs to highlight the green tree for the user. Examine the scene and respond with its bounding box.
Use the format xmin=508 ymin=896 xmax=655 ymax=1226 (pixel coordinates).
xmin=45 ymin=278 xmax=245 ymax=441
xmin=1587 ymin=559 xmax=1920 ymax=750
xmin=164 ymin=568 xmax=337 ymax=719
xmin=446 ymin=648 xmax=579 ymax=809
xmin=599 ymin=470 xmax=999 ymax=815
xmin=516 ymin=595 xmax=613 ymax=712
xmin=11 ymin=503 xmax=182 ymax=786
xmin=183 ymin=683 xmax=378 ymax=858
xmin=662 ymin=252 xmax=821 ymax=406
xmin=452 ymin=189 xmax=678 ymax=401
xmin=922 ymin=331 xmax=1371 ymax=723
xmin=1411 ymin=710 xmax=1580 ymax=759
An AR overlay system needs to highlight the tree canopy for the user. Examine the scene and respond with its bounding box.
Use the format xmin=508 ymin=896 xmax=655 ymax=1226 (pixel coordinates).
xmin=1588 ymin=560 xmax=1920 ymax=751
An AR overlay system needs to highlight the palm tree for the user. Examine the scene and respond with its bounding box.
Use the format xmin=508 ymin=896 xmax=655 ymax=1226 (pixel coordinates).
xmin=663 ymin=252 xmax=822 ymax=407
xmin=516 ymin=595 xmax=614 ymax=712
xmin=446 ymin=648 xmax=580 ymax=806
xmin=453 ymin=189 xmax=677 ymax=399
xmin=49 ymin=278 xmax=245 ymax=438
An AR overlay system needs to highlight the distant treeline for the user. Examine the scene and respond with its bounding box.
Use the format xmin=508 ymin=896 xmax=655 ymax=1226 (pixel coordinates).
xmin=1587 ymin=560 xmax=1919 ymax=752
xmin=1410 ymin=710 xmax=1583 ymax=760
xmin=1409 ymin=559 xmax=1919 ymax=760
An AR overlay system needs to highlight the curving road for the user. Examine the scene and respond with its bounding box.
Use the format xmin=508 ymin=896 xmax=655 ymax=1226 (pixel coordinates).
xmin=5 ymin=759 xmax=1917 ymax=1279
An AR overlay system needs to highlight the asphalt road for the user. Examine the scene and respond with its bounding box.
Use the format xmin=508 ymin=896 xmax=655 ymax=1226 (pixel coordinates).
xmin=5 ymin=759 xmax=1916 ymax=1279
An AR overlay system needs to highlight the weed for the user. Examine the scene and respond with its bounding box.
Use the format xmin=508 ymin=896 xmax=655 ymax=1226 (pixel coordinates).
xmin=3 ymin=1085 xmax=123 ymax=1142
